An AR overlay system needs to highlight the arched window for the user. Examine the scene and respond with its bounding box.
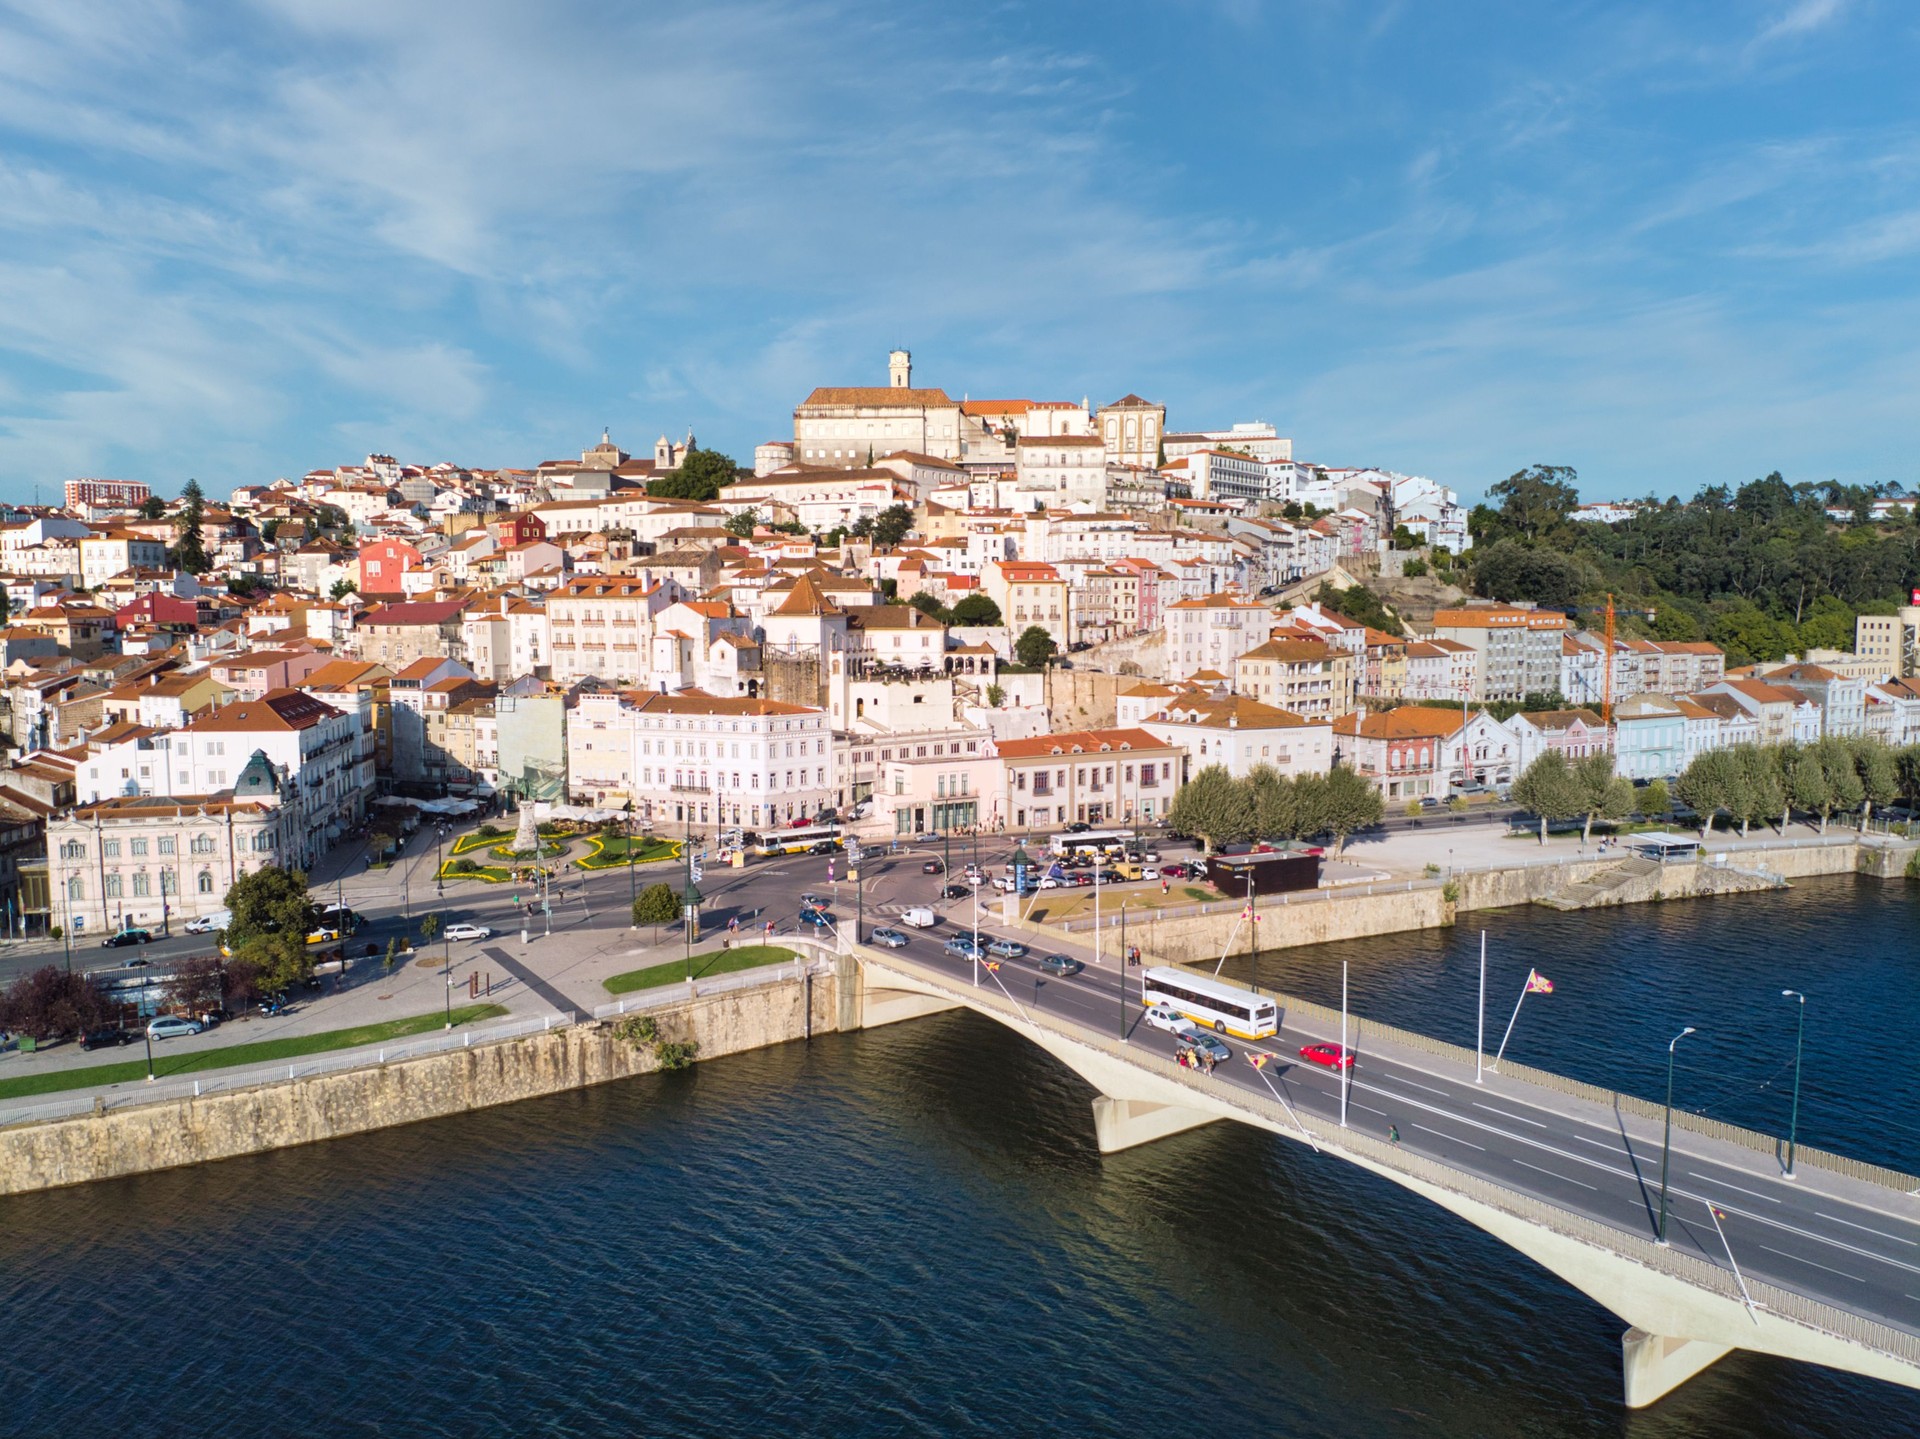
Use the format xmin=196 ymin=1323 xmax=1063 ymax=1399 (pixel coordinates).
xmin=104 ymin=874 xmax=122 ymax=899
xmin=197 ymin=871 xmax=214 ymax=894
xmin=67 ymin=876 xmax=84 ymax=901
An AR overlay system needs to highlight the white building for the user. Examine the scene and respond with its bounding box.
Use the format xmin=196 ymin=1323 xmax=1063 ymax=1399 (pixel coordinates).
xmin=566 ymin=690 xmax=834 ymax=831
xmin=1140 ymin=695 xmax=1333 ymax=780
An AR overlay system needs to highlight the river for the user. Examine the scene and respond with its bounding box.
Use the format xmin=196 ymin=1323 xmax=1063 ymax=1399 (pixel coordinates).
xmin=2 ymin=875 xmax=1916 ymax=1436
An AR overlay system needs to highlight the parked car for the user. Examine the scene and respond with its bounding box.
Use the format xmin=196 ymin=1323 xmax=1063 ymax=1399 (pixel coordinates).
xmin=1159 ymin=863 xmax=1189 ymax=879
xmin=1067 ymin=871 xmax=1094 ymax=886
xmin=915 ymin=831 xmax=943 ymax=843
xmin=985 ymin=938 xmax=1028 ymax=959
xmin=945 ymin=935 xmax=985 ymax=958
xmin=1176 ymin=1030 xmax=1232 ymax=1065
xmin=1035 ymin=875 xmax=1064 ymax=889
xmin=1038 ymin=954 xmax=1083 ymax=977
xmin=941 ymin=883 xmax=971 ymax=900
xmin=869 ymin=928 xmax=909 ymax=948
xmin=101 ymin=929 xmax=150 ymax=948
xmin=81 ymin=1025 xmax=136 ymax=1050
xmin=124 ymin=957 xmax=152 ymax=968
xmin=1298 ymin=1042 xmax=1355 ymax=1071
xmin=146 ymin=1015 xmax=203 ymax=1041
xmin=184 ymin=915 xmax=220 ymax=935
xmin=899 ymin=907 xmax=938 ymax=929
xmin=444 ymin=923 xmax=493 ymax=942
xmin=1063 ymin=821 xmax=1091 ymax=833
xmin=921 ymin=860 xmax=943 ymax=874
xmin=1143 ymin=1003 xmax=1195 ymax=1036
xmin=1139 ymin=867 xmax=1160 ymax=881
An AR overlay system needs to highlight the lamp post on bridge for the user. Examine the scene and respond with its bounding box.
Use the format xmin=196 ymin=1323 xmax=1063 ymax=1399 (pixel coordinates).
xmin=1782 ymin=990 xmax=1806 ymax=1179
xmin=1658 ymin=1025 xmax=1697 ymax=1245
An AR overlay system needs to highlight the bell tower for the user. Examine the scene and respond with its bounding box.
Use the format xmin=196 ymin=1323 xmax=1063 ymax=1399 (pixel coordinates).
xmin=888 ymin=348 xmax=911 ymax=389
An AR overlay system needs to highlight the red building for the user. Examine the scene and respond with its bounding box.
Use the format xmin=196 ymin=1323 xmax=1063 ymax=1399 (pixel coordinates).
xmin=358 ymin=539 xmax=422 ymax=598
xmin=114 ymin=593 xmax=198 ymax=631
xmin=489 ymin=512 xmax=548 ymax=547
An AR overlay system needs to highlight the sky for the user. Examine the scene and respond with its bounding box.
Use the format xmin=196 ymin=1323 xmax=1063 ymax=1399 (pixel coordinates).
xmin=0 ymin=0 xmax=1916 ymax=505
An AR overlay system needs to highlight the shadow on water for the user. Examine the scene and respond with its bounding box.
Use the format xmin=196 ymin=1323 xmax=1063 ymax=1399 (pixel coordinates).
xmin=2 ymin=895 xmax=1919 ymax=1436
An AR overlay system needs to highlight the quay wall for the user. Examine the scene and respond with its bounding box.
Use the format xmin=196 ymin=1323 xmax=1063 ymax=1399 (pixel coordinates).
xmin=0 ymin=969 xmax=840 ymax=1199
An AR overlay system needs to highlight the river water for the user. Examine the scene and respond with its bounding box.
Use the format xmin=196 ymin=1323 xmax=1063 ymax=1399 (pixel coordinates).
xmin=2 ymin=876 xmax=1916 ymax=1436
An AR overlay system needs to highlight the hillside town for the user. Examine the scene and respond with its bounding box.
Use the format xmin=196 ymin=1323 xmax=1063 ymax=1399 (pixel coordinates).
xmin=0 ymin=349 xmax=1917 ymax=940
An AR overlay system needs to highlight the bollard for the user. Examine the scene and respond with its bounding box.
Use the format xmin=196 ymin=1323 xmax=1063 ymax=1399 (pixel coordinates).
xmin=194 ymin=1080 xmax=200 ymax=1097
xmin=464 ymin=1031 xmax=471 ymax=1047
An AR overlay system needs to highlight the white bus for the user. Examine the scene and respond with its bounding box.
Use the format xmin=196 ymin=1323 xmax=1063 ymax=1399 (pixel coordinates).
xmin=1142 ymin=966 xmax=1278 ymax=1040
xmin=749 ymin=824 xmax=843 ymax=857
xmin=1047 ymin=828 xmax=1135 ymax=860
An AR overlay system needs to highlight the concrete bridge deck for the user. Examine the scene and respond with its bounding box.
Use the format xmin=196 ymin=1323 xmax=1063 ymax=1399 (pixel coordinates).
xmin=845 ymin=929 xmax=1920 ymax=1411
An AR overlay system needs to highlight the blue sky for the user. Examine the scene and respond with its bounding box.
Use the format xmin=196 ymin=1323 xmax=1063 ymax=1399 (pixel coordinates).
xmin=0 ymin=0 xmax=1915 ymax=504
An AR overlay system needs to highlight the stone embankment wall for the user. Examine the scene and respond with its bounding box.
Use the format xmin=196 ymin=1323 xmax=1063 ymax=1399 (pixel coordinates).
xmin=0 ymin=970 xmax=839 ymax=1199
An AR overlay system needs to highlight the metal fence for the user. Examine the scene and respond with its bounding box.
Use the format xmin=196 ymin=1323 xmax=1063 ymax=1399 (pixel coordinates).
xmin=592 ymin=959 xmax=825 ymax=1021
xmin=858 ymin=944 xmax=1920 ymax=1368
xmin=1052 ymin=877 xmax=1446 ymax=932
xmin=0 ymin=1011 xmax=576 ymax=1130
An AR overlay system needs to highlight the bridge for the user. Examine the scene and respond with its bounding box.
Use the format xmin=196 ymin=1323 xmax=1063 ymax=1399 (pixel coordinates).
xmin=840 ymin=932 xmax=1920 ymax=1410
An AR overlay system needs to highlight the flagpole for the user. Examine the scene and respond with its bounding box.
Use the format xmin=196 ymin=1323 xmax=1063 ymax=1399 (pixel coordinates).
xmin=1476 ymin=930 xmax=1487 ymax=1085
xmin=1491 ymin=970 xmax=1534 ymax=1071
xmin=1703 ymin=1199 xmax=1760 ymax=1325
xmin=1250 ymin=1059 xmax=1320 ymax=1152
xmin=1339 ymin=960 xmax=1350 ymax=1128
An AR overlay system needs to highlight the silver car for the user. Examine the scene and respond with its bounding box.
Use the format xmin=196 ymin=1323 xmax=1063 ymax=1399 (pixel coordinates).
xmin=146 ymin=1015 xmax=203 ymax=1040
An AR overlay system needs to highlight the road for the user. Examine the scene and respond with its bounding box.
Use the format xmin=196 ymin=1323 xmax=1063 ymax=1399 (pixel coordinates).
xmin=863 ymin=905 xmax=1920 ymax=1346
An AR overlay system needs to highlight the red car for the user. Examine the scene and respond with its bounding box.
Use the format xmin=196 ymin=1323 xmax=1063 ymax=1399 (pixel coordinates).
xmin=1298 ymin=1043 xmax=1354 ymax=1071
xmin=1159 ymin=862 xmax=1189 ymax=879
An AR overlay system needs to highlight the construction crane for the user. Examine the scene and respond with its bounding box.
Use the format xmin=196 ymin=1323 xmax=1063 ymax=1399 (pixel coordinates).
xmin=1602 ymin=593 xmax=1617 ymax=727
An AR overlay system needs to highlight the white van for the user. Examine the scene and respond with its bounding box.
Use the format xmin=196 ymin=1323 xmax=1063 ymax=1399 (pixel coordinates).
xmin=899 ymin=907 xmax=938 ymax=929
xmin=185 ymin=908 xmax=232 ymax=936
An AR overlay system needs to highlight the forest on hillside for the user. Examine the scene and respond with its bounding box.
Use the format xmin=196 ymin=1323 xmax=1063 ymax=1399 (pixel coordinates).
xmin=1463 ymin=466 xmax=1920 ymax=666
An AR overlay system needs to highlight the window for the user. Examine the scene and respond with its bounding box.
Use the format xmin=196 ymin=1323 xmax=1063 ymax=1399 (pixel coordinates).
xmin=133 ymin=872 xmax=151 ymax=897
xmin=60 ymin=840 xmax=85 ymax=860
xmin=191 ymin=835 xmax=216 ymax=855
xmin=104 ymin=874 xmax=122 ymax=899
xmin=198 ymin=871 xmax=214 ymax=894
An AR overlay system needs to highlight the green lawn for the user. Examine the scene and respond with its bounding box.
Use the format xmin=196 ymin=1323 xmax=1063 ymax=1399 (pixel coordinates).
xmin=604 ymin=944 xmax=797 ymax=995
xmin=0 ymin=1004 xmax=508 ymax=1100
xmin=577 ymin=834 xmax=683 ymax=870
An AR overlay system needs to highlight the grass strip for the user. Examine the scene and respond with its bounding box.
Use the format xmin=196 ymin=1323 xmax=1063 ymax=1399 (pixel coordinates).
xmin=604 ymin=944 xmax=796 ymax=995
xmin=577 ymin=835 xmax=683 ymax=870
xmin=0 ymin=1004 xmax=509 ymax=1100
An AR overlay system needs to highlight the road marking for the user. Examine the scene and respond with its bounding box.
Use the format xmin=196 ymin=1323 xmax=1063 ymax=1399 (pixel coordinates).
xmin=1473 ymin=1102 xmax=1549 ymax=1128
xmin=1388 ymin=1075 xmax=1451 ymax=1098
xmin=1689 ymin=1173 xmax=1780 ymax=1204
xmin=1817 ymin=1212 xmax=1920 ymax=1247
xmin=1758 ymin=1246 xmax=1865 ymax=1284
xmin=1569 ymin=1132 xmax=1628 ymax=1152
xmin=1514 ymin=1158 xmax=1597 ymax=1191
xmin=1351 ymin=1101 xmax=1387 ymax=1117
xmin=1414 ymin=1123 xmax=1484 ymax=1151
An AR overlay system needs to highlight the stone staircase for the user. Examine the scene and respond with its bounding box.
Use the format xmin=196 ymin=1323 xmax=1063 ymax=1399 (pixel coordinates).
xmin=1539 ymin=854 xmax=1791 ymax=910
xmin=1540 ymin=856 xmax=1663 ymax=910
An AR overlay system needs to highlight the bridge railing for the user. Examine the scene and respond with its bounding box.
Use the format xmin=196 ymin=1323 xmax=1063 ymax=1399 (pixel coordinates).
xmin=856 ymin=945 xmax=1920 ymax=1370
xmin=1191 ymin=971 xmax=1920 ymax=1196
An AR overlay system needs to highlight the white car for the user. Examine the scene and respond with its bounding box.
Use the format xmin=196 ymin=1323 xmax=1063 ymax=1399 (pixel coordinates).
xmin=444 ymin=923 xmax=493 ymax=942
xmin=184 ymin=915 xmax=219 ymax=935
xmin=1144 ymin=1003 xmax=1196 ymax=1037
xmin=1139 ymin=867 xmax=1160 ymax=881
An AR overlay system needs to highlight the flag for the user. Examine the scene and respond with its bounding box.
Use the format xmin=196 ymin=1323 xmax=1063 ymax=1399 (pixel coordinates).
xmin=1248 ymin=1053 xmax=1271 ymax=1070
xmin=1526 ymin=970 xmax=1554 ymax=994
xmin=1711 ymin=1205 xmax=1728 ymax=1221
xmin=985 ymin=960 xmax=1000 ymax=972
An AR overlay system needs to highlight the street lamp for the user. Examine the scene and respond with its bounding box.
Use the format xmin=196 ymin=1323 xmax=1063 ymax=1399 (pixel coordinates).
xmin=434 ymin=826 xmax=444 ymax=897
xmin=624 ymin=800 xmax=637 ymax=920
xmin=1658 ymin=1025 xmax=1697 ymax=1245
xmin=1782 ymin=990 xmax=1806 ymax=1179
xmin=443 ymin=920 xmax=453 ymax=1029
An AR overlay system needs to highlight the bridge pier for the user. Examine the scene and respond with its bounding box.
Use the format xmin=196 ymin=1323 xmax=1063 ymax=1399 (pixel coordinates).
xmin=1091 ymin=1096 xmax=1218 ymax=1154
xmin=1621 ymin=1328 xmax=1732 ymax=1408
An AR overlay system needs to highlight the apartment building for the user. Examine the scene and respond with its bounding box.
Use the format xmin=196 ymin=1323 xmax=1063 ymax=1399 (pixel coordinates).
xmin=1165 ymin=592 xmax=1272 ymax=679
xmin=545 ymin=575 xmax=683 ymax=685
xmin=1429 ymin=607 xmax=1568 ymax=701
xmin=997 ymin=727 xmax=1185 ymax=830
xmin=1140 ymin=695 xmax=1332 ymax=780
xmin=1233 ymin=637 xmax=1353 ymax=720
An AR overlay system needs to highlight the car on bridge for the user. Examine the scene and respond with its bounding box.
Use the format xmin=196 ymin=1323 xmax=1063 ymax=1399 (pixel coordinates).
xmin=1175 ymin=1030 xmax=1231 ymax=1065
xmin=1038 ymin=954 xmax=1082 ymax=977
xmin=985 ymin=938 xmax=1028 ymax=959
xmin=1143 ymin=1003 xmax=1195 ymax=1036
xmin=444 ymin=923 xmax=493 ymax=942
xmin=1298 ymin=1042 xmax=1354 ymax=1071
xmin=869 ymin=928 xmax=909 ymax=948
xmin=944 ymin=935 xmax=985 ymax=958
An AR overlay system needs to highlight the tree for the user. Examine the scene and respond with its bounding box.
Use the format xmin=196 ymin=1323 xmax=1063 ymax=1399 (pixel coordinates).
xmin=723 ymin=510 xmax=757 ymax=538
xmin=1641 ymin=777 xmax=1671 ymax=819
xmin=139 ymin=495 xmax=168 ymax=520
xmin=1854 ymin=738 xmax=1901 ymax=825
xmin=1486 ymin=464 xmax=1580 ymax=542
xmin=949 ymin=594 xmax=1002 ymax=626
xmin=1248 ymin=765 xmax=1299 ymax=839
xmin=647 ymin=448 xmax=738 ymax=501
xmin=419 ymin=913 xmax=441 ymax=944
xmin=1571 ymin=753 xmax=1634 ymax=843
xmin=0 ymin=965 xmax=109 ymax=1040
xmin=1728 ymin=743 xmax=1782 ymax=837
xmin=166 ymin=956 xmax=226 ymax=1014
xmin=870 ymin=505 xmax=915 ymax=548
xmin=1312 ymin=582 xmax=1402 ymax=637
xmin=633 ymin=882 xmax=680 ymax=932
xmin=1811 ymin=737 xmax=1863 ymax=832
xmin=985 ymin=684 xmax=1006 ymax=708
xmin=1510 ymin=751 xmax=1584 ymax=844
xmin=908 ymin=592 xmax=951 ymax=623
xmin=1471 ymin=539 xmax=1584 ymax=608
xmin=223 ymin=865 xmax=318 ymax=995
xmin=1015 ymin=625 xmax=1058 ymax=669
xmin=1319 ymin=766 xmax=1384 ymax=854
xmin=1166 ymin=765 xmax=1253 ymax=852
xmin=330 ymin=579 xmax=358 ymax=600
xmin=172 ymin=478 xmax=210 ymax=573
xmin=1675 ymin=750 xmax=1735 ymax=836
